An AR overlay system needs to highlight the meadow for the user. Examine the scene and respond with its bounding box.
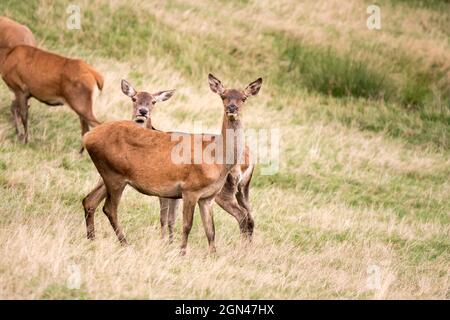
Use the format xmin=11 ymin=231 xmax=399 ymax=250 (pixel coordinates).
xmin=0 ymin=0 xmax=449 ymax=299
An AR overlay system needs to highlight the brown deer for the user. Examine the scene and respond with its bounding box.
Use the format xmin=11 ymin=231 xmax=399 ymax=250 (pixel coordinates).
xmin=0 ymin=45 xmax=103 ymax=150
xmin=83 ymin=79 xmax=255 ymax=244
xmin=0 ymin=16 xmax=36 ymax=49
xmin=83 ymin=74 xmax=261 ymax=254
xmin=82 ymin=79 xmax=179 ymax=241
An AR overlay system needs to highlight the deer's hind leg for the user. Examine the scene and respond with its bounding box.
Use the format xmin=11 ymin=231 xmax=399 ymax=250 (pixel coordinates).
xmin=215 ymin=174 xmax=252 ymax=239
xmin=82 ymin=178 xmax=107 ymax=240
xmin=235 ymin=168 xmax=254 ymax=236
xmin=66 ymin=88 xmax=101 ymax=153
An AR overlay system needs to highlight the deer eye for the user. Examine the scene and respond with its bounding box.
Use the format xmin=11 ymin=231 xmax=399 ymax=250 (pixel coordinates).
xmin=132 ymin=97 xmax=137 ymax=102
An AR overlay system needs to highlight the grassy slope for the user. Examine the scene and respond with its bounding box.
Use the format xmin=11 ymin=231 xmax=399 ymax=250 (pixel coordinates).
xmin=0 ymin=0 xmax=449 ymax=299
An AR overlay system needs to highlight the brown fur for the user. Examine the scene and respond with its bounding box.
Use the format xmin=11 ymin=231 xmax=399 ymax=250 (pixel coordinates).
xmin=0 ymin=16 xmax=36 ymax=48
xmin=83 ymin=75 xmax=261 ymax=254
xmin=0 ymin=45 xmax=103 ymax=149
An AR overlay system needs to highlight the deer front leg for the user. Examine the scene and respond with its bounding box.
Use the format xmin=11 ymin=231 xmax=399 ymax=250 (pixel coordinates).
xmin=167 ymin=199 xmax=180 ymax=243
xmin=180 ymin=193 xmax=198 ymax=255
xmin=82 ymin=178 xmax=107 ymax=240
xmin=17 ymin=94 xmax=30 ymax=143
xmin=159 ymin=197 xmax=170 ymax=240
xmin=199 ymin=197 xmax=216 ymax=254
xmin=103 ymin=183 xmax=127 ymax=245
xmin=10 ymin=98 xmax=21 ymax=136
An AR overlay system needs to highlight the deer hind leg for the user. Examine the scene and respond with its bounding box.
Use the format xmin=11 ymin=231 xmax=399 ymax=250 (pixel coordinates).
xmin=82 ymin=178 xmax=107 ymax=240
xmin=215 ymin=174 xmax=252 ymax=239
xmin=78 ymin=118 xmax=90 ymax=153
xmin=199 ymin=197 xmax=216 ymax=254
xmin=102 ymin=181 xmax=127 ymax=245
xmin=66 ymin=91 xmax=101 ymax=153
xmin=215 ymin=192 xmax=251 ymax=240
xmin=180 ymin=192 xmax=198 ymax=255
xmin=236 ymin=170 xmax=254 ymax=238
xmin=167 ymin=199 xmax=180 ymax=243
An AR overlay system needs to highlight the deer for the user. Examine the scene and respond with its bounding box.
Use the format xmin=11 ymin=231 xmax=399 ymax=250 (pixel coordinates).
xmin=83 ymin=74 xmax=261 ymax=254
xmin=82 ymin=79 xmax=179 ymax=241
xmin=0 ymin=45 xmax=103 ymax=151
xmin=0 ymin=16 xmax=36 ymax=49
xmin=83 ymin=78 xmax=255 ymax=245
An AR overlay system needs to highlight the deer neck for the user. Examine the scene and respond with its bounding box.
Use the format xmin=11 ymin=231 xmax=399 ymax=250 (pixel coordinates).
xmin=145 ymin=118 xmax=153 ymax=129
xmin=221 ymin=113 xmax=245 ymax=170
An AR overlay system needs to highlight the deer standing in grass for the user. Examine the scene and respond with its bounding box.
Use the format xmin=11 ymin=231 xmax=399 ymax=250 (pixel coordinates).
xmin=0 ymin=45 xmax=103 ymax=150
xmin=83 ymin=74 xmax=261 ymax=253
xmin=83 ymin=78 xmax=255 ymax=244
xmin=83 ymin=79 xmax=179 ymax=241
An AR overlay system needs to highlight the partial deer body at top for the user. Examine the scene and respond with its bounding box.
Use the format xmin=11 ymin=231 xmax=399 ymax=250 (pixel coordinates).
xmin=0 ymin=16 xmax=36 ymax=49
xmin=0 ymin=45 xmax=103 ymax=150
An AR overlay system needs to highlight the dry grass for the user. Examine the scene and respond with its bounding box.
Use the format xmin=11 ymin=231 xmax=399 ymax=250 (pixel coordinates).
xmin=0 ymin=0 xmax=449 ymax=299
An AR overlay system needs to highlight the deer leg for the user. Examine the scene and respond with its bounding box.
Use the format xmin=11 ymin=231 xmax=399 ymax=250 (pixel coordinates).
xmin=78 ymin=118 xmax=90 ymax=154
xmin=158 ymin=197 xmax=170 ymax=240
xmin=103 ymin=183 xmax=127 ymax=245
xmin=66 ymin=93 xmax=101 ymax=153
xmin=167 ymin=199 xmax=180 ymax=243
xmin=215 ymin=174 xmax=253 ymax=239
xmin=10 ymin=98 xmax=21 ymax=136
xmin=236 ymin=179 xmax=254 ymax=237
xmin=82 ymin=178 xmax=107 ymax=240
xmin=215 ymin=192 xmax=251 ymax=239
xmin=180 ymin=193 xmax=198 ymax=255
xmin=198 ymin=197 xmax=216 ymax=254
xmin=18 ymin=96 xmax=30 ymax=143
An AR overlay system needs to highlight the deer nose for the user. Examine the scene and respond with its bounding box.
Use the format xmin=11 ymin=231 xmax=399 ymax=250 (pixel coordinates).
xmin=138 ymin=108 xmax=148 ymax=116
xmin=227 ymin=104 xmax=238 ymax=113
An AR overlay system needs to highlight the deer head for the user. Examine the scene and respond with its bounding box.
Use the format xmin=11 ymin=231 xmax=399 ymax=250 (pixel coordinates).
xmin=208 ymin=73 xmax=262 ymax=122
xmin=121 ymin=79 xmax=175 ymax=127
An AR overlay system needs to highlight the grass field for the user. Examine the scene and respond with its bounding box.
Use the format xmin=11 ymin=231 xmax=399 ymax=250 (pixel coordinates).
xmin=0 ymin=0 xmax=449 ymax=299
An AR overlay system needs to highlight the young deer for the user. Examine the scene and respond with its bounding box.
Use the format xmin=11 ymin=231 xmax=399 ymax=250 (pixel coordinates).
xmin=0 ymin=16 xmax=36 ymax=49
xmin=83 ymin=74 xmax=261 ymax=254
xmin=83 ymin=79 xmax=254 ymax=244
xmin=0 ymin=45 xmax=103 ymax=150
xmin=82 ymin=79 xmax=178 ymax=241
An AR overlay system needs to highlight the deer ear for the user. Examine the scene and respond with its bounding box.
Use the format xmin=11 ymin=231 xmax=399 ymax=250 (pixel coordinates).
xmin=121 ymin=79 xmax=137 ymax=97
xmin=154 ymin=90 xmax=175 ymax=102
xmin=208 ymin=73 xmax=224 ymax=95
xmin=244 ymin=77 xmax=262 ymax=97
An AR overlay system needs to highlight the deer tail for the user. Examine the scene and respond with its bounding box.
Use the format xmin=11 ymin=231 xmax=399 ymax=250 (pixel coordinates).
xmin=87 ymin=65 xmax=104 ymax=91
